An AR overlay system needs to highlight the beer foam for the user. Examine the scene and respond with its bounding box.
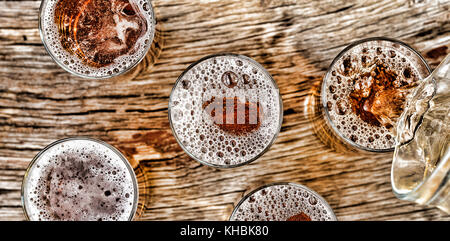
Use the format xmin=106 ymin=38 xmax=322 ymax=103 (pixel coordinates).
xmin=230 ymin=183 xmax=336 ymax=221
xmin=323 ymin=40 xmax=430 ymax=150
xmin=40 ymin=0 xmax=155 ymax=78
xmin=169 ymin=55 xmax=282 ymax=167
xmin=23 ymin=139 xmax=137 ymax=221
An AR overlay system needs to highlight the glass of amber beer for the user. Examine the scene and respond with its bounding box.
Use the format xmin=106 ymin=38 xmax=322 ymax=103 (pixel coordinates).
xmin=320 ymin=37 xmax=431 ymax=152
xmin=168 ymin=53 xmax=283 ymax=168
xmin=39 ymin=0 xmax=156 ymax=79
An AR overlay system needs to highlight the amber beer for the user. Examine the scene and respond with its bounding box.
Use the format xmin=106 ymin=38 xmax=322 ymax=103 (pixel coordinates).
xmin=21 ymin=138 xmax=138 ymax=221
xmin=321 ymin=38 xmax=431 ymax=152
xmin=39 ymin=0 xmax=155 ymax=78
xmin=169 ymin=54 xmax=283 ymax=168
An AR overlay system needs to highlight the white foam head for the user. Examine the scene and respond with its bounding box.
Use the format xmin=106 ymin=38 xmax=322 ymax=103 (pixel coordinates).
xmin=169 ymin=54 xmax=282 ymax=167
xmin=322 ymin=39 xmax=430 ymax=151
xmin=22 ymin=138 xmax=138 ymax=221
xmin=39 ymin=0 xmax=155 ymax=78
xmin=230 ymin=183 xmax=336 ymax=221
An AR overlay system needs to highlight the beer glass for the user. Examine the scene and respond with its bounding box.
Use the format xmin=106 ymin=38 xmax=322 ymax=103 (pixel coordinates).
xmin=21 ymin=137 xmax=139 ymax=221
xmin=319 ymin=37 xmax=431 ymax=152
xmin=229 ymin=182 xmax=337 ymax=221
xmin=168 ymin=53 xmax=283 ymax=168
xmin=39 ymin=0 xmax=156 ymax=79
xmin=391 ymin=54 xmax=450 ymax=213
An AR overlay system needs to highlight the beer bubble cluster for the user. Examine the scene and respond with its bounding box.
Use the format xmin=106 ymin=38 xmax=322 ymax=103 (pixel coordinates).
xmin=23 ymin=139 xmax=137 ymax=221
xmin=230 ymin=184 xmax=335 ymax=221
xmin=41 ymin=0 xmax=155 ymax=78
xmin=323 ymin=40 xmax=429 ymax=150
xmin=170 ymin=55 xmax=282 ymax=167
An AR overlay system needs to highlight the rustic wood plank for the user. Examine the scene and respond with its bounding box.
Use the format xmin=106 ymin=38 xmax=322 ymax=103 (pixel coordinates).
xmin=0 ymin=0 xmax=449 ymax=221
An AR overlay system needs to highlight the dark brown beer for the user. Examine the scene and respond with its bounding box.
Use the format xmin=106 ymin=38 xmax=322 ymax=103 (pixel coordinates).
xmin=202 ymin=96 xmax=262 ymax=135
xmin=54 ymin=0 xmax=148 ymax=68
xmin=39 ymin=0 xmax=155 ymax=78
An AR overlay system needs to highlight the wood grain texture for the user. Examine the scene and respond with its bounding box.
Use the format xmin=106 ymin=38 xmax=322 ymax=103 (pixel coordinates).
xmin=0 ymin=0 xmax=450 ymax=221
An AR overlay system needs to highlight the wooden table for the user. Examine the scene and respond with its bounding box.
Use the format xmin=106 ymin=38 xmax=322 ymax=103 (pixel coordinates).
xmin=0 ymin=0 xmax=449 ymax=221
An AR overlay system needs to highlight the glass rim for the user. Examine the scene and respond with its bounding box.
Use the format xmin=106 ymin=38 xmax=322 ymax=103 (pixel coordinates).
xmin=38 ymin=0 xmax=156 ymax=79
xmin=21 ymin=136 xmax=139 ymax=221
xmin=168 ymin=53 xmax=284 ymax=169
xmin=229 ymin=182 xmax=337 ymax=221
xmin=321 ymin=36 xmax=432 ymax=153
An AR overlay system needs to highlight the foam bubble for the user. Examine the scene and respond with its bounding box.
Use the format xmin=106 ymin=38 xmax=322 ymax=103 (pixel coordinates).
xmin=40 ymin=0 xmax=155 ymax=78
xmin=23 ymin=139 xmax=137 ymax=221
xmin=170 ymin=55 xmax=282 ymax=167
xmin=230 ymin=183 xmax=336 ymax=221
xmin=323 ymin=40 xmax=429 ymax=150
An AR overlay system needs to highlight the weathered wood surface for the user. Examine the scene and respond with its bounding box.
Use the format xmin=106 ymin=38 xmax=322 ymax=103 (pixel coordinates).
xmin=0 ymin=0 xmax=449 ymax=221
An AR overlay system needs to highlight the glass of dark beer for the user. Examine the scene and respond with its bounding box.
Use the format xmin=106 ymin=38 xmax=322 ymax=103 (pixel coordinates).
xmin=21 ymin=137 xmax=138 ymax=221
xmin=39 ymin=0 xmax=156 ymax=79
xmin=168 ymin=53 xmax=283 ymax=168
xmin=320 ymin=37 xmax=431 ymax=152
xmin=229 ymin=182 xmax=337 ymax=221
